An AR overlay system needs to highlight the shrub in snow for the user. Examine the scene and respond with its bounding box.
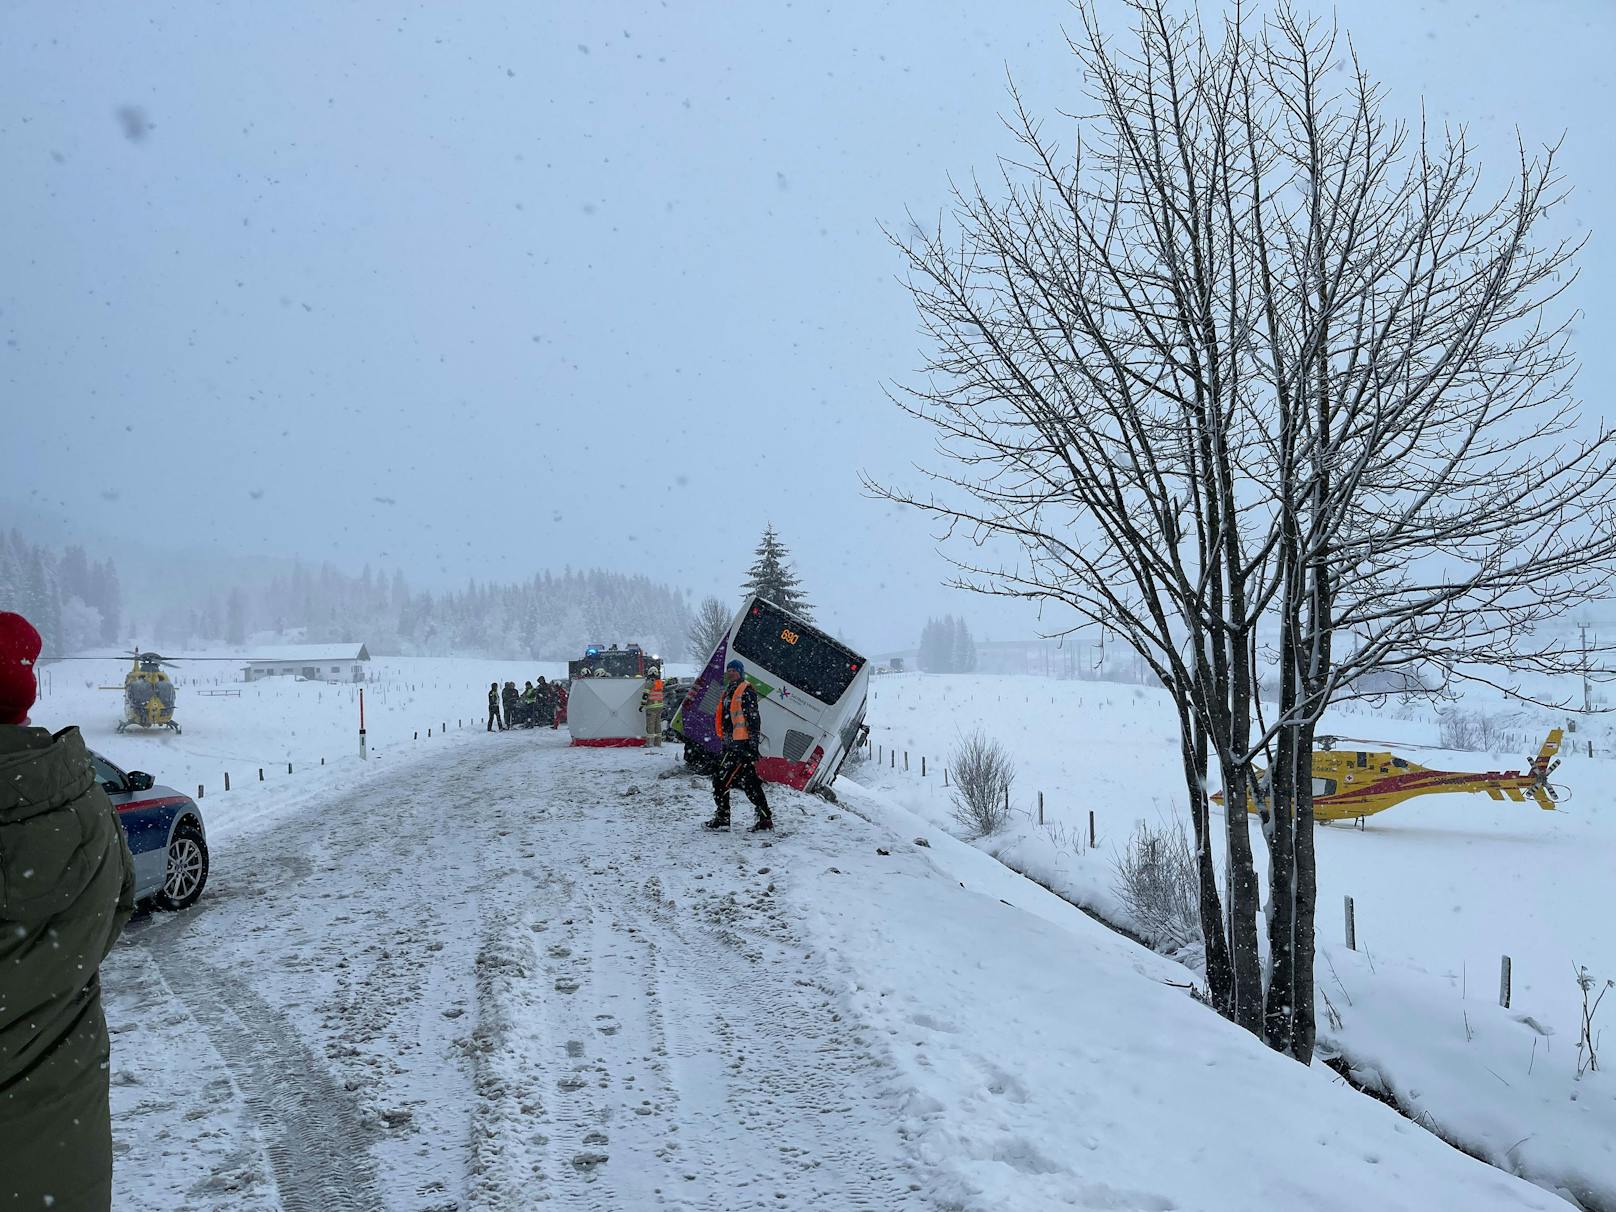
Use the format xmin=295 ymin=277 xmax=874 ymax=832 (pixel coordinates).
xmin=1436 ymin=709 xmax=1519 ymax=753
xmin=1112 ymin=819 xmax=1201 ymax=952
xmin=1576 ymin=965 xmax=1613 ymax=1078
xmin=948 ymin=730 xmax=1015 ymax=838
xmin=1436 ymin=709 xmax=1482 ymax=751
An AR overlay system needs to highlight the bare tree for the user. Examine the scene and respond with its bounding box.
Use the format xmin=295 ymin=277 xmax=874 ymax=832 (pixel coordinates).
xmin=1245 ymin=9 xmax=1616 ymax=1060
xmin=687 ymin=596 xmax=732 ymax=663
xmin=869 ymin=0 xmax=1616 ymax=1062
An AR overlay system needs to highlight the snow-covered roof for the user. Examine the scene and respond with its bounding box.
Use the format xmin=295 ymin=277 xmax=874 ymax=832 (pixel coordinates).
xmin=243 ymin=644 xmax=370 ymax=666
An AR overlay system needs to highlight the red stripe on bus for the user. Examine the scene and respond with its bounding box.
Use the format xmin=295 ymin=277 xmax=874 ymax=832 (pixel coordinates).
xmin=570 ymin=737 xmax=647 ymax=748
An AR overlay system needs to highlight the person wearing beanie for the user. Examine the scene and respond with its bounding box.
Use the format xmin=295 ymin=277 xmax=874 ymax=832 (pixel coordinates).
xmin=705 ymin=658 xmax=773 ymax=832
xmin=487 ymin=681 xmax=503 ymax=732
xmin=0 ymin=612 xmax=136 ymax=1211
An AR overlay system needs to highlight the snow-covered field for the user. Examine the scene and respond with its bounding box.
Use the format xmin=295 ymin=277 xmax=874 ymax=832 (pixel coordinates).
xmin=863 ymin=673 xmax=1616 ymax=1207
xmin=27 ymin=655 xmax=1606 ymax=1208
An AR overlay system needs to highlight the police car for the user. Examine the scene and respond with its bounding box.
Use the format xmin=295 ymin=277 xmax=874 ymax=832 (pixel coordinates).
xmin=88 ymin=748 xmax=209 ymax=910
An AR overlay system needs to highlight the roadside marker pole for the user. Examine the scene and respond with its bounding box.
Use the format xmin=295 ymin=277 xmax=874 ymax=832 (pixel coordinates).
xmin=359 ymin=688 xmax=368 ymax=760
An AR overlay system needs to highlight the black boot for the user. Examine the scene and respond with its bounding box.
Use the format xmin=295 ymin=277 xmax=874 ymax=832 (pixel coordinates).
xmin=750 ymin=817 xmax=773 ymax=832
xmin=703 ymin=816 xmax=731 ymax=830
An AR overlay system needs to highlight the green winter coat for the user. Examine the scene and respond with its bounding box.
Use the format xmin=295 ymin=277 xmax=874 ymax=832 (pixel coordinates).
xmin=0 ymin=726 xmax=136 ymax=1212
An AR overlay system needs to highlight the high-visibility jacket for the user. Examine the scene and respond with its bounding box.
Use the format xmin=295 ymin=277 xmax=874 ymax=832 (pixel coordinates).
xmin=714 ymin=680 xmax=759 ymax=744
xmin=643 ymin=679 xmax=664 ymax=710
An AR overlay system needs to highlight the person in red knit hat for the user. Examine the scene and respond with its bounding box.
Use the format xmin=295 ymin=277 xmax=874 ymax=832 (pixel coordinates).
xmin=0 ymin=611 xmax=135 ymax=1211
xmin=0 ymin=609 xmax=42 ymax=725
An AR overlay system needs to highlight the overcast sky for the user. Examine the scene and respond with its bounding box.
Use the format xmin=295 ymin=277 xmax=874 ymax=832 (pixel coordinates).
xmin=3 ymin=0 xmax=1611 ymax=652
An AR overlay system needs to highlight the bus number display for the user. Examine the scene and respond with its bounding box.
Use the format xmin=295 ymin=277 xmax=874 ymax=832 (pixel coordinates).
xmin=781 ymin=628 xmax=799 ymax=645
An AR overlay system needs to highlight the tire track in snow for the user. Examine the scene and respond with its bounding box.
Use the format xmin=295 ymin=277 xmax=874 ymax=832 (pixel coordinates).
xmin=150 ymin=951 xmax=384 ymax=1212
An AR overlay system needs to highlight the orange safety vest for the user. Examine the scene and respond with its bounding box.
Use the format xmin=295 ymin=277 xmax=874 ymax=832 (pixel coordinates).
xmin=647 ymin=679 xmax=664 ymax=708
xmin=714 ymin=680 xmax=751 ymax=742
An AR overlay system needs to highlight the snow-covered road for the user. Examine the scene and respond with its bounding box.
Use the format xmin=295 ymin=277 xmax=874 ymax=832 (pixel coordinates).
xmin=104 ymin=723 xmax=1566 ymax=1212
xmin=107 ymin=732 xmax=924 ymax=1211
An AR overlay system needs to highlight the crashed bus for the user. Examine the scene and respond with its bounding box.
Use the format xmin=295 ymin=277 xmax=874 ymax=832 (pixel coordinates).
xmin=671 ymin=596 xmax=869 ymax=794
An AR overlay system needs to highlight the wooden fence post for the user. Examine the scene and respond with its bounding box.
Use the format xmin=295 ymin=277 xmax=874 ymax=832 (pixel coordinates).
xmin=1088 ymin=810 xmax=1095 ymax=850
xmin=224 ymin=772 xmax=230 ymax=791
xmin=197 ymin=784 xmax=204 ymax=799
xmin=1344 ymin=895 xmax=1357 ymax=951
xmin=287 ymin=762 xmax=293 ymax=775
xmin=921 ymin=756 xmax=926 ymax=777
xmin=1500 ymin=955 xmax=1512 ymax=1009
xmin=258 ymin=768 xmax=264 ymax=782
xmin=1038 ymin=791 xmax=1044 ymax=825
xmin=904 ymin=751 xmax=909 ymax=772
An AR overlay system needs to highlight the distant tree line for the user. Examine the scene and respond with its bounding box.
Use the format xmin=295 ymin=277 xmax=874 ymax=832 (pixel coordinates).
xmin=0 ymin=533 xmax=123 ymax=655
xmin=142 ymin=563 xmax=694 ymax=662
xmin=918 ymin=616 xmax=977 ymax=673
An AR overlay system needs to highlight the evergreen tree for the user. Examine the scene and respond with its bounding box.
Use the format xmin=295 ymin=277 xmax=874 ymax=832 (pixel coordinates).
xmin=918 ymin=617 xmax=947 ymax=672
xmin=953 ymin=616 xmax=977 ymax=673
xmin=90 ymin=559 xmax=122 ymax=643
xmin=0 ymin=535 xmax=21 ymax=615
xmin=225 ymin=589 xmax=248 ymax=646
xmin=741 ymin=524 xmax=812 ymax=619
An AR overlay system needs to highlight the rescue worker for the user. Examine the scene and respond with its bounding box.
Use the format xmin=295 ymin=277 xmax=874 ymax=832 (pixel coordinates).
xmin=487 ymin=681 xmax=503 ymax=731
xmin=705 ymin=659 xmax=772 ymax=831
xmin=535 ymin=676 xmax=554 ymax=728
xmin=551 ymin=679 xmax=568 ymax=729
xmin=501 ymin=681 xmax=520 ymax=731
xmin=520 ymin=680 xmax=538 ymax=728
xmin=641 ymin=675 xmax=665 ymax=747
xmin=0 ymin=611 xmax=136 ymax=1212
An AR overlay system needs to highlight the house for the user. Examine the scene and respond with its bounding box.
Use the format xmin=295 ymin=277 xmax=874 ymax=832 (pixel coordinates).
xmin=243 ymin=644 xmax=371 ymax=684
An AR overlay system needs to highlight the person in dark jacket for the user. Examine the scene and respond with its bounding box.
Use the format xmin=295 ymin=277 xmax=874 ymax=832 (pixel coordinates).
xmin=487 ymin=681 xmax=503 ymax=731
xmin=706 ymin=659 xmax=772 ymax=832
xmin=501 ymin=681 xmax=520 ymax=731
xmin=0 ymin=612 xmax=136 ymax=1212
xmin=519 ymin=681 xmax=538 ymax=729
xmin=534 ymin=676 xmax=554 ymax=728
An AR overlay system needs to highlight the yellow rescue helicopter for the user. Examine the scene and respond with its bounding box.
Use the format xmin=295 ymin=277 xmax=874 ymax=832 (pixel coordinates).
xmin=1215 ymin=729 xmax=1564 ymax=823
xmin=103 ymin=650 xmax=182 ymax=734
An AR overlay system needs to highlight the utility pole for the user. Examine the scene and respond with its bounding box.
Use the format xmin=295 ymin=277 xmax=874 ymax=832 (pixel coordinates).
xmin=1582 ymin=623 xmax=1593 ymax=714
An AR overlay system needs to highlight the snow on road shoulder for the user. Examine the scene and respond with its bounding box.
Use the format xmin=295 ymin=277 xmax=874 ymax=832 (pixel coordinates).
xmin=861 ymin=672 xmax=1616 ymax=1207
xmin=806 ymin=778 xmax=1561 ymax=1212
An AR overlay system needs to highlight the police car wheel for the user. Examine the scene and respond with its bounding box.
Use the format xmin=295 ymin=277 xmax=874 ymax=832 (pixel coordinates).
xmin=155 ymin=823 xmax=209 ymax=911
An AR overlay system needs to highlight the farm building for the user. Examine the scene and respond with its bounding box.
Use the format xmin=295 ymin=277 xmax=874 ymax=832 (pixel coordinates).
xmin=243 ymin=644 xmax=371 ymax=684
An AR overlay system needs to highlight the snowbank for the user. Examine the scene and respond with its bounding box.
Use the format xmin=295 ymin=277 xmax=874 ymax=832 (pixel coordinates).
xmin=859 ymin=672 xmax=1616 ymax=1207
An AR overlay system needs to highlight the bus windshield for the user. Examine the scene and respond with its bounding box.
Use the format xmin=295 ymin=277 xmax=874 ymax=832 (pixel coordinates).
xmin=733 ymin=600 xmax=862 ymax=705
